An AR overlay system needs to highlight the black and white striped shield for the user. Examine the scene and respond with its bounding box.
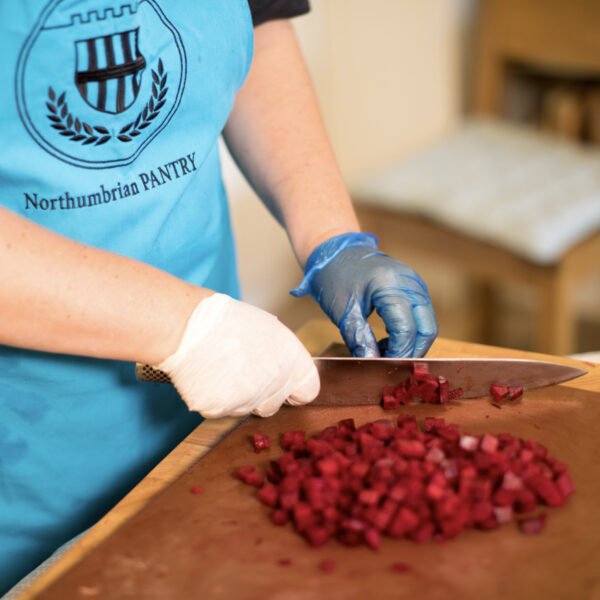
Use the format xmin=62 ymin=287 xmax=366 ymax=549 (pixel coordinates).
xmin=75 ymin=28 xmax=146 ymax=114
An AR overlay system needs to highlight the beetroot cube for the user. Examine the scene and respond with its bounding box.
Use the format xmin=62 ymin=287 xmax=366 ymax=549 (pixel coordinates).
xmin=508 ymin=385 xmax=523 ymax=400
xmin=388 ymin=507 xmax=419 ymax=538
xmin=257 ymin=483 xmax=279 ymax=508
xmin=480 ymin=434 xmax=499 ymax=454
xmin=518 ymin=514 xmax=547 ymax=535
xmin=190 ymin=485 xmax=204 ymax=495
xmin=236 ymin=465 xmax=264 ymax=488
xmin=358 ymin=489 xmax=381 ymax=505
xmin=364 ymin=527 xmax=381 ymax=550
xmin=555 ymin=473 xmax=574 ymax=498
xmin=383 ymin=395 xmax=400 ymax=410
xmin=526 ymin=475 xmax=565 ymax=507
xmin=459 ymin=435 xmax=479 ymax=452
xmin=490 ymin=383 xmax=510 ymax=402
xmin=493 ymin=506 xmax=513 ymax=524
xmin=281 ymin=430 xmax=305 ymax=451
xmin=304 ymin=526 xmax=331 ymax=547
xmin=438 ymin=377 xmax=450 ymax=404
xmin=337 ymin=418 xmax=356 ymax=432
xmin=317 ymin=457 xmax=340 ymax=476
xmin=271 ymin=509 xmax=289 ymax=526
xmin=413 ymin=362 xmax=430 ymax=381
xmin=448 ymin=387 xmax=464 ymax=400
xmin=252 ymin=433 xmax=271 ymax=452
xmin=409 ymin=521 xmax=435 ymax=543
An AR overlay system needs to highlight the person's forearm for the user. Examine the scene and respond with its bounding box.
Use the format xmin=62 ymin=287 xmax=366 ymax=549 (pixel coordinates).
xmin=0 ymin=206 xmax=210 ymax=364
xmin=223 ymin=19 xmax=360 ymax=267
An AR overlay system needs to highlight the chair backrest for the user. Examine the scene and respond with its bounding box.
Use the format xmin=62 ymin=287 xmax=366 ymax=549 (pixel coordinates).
xmin=473 ymin=0 xmax=600 ymax=115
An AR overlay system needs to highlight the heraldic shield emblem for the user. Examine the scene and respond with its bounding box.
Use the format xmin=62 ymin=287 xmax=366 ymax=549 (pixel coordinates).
xmin=16 ymin=0 xmax=187 ymax=169
xmin=75 ymin=28 xmax=146 ymax=114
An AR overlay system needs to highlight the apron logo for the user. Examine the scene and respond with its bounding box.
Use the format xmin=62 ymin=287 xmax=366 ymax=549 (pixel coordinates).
xmin=75 ymin=29 xmax=146 ymax=115
xmin=16 ymin=1 xmax=187 ymax=169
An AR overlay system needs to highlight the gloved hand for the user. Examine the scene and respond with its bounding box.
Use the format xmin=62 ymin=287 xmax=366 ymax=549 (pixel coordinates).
xmin=157 ymin=293 xmax=320 ymax=418
xmin=291 ymin=232 xmax=438 ymax=358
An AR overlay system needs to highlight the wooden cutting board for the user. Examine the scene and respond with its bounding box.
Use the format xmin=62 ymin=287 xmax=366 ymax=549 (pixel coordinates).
xmin=36 ymin=334 xmax=600 ymax=600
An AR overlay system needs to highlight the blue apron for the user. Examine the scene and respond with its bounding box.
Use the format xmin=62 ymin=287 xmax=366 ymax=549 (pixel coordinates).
xmin=0 ymin=1 xmax=253 ymax=592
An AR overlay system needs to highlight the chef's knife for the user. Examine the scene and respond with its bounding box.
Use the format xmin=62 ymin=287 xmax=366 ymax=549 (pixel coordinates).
xmin=135 ymin=357 xmax=586 ymax=406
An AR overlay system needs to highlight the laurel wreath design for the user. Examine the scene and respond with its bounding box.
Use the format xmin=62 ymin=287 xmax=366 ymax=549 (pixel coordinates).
xmin=45 ymin=58 xmax=168 ymax=146
xmin=46 ymin=88 xmax=111 ymax=145
xmin=118 ymin=59 xmax=168 ymax=143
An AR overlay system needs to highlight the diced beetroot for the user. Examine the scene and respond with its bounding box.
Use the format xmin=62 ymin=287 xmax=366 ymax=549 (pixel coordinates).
xmin=471 ymin=501 xmax=494 ymax=523
xmin=305 ymin=526 xmax=331 ymax=547
xmin=518 ymin=514 xmax=547 ymax=535
xmin=257 ymin=483 xmax=279 ymax=508
xmin=358 ymin=488 xmax=381 ymax=505
xmin=190 ymin=485 xmax=204 ymax=495
xmin=448 ymin=387 xmax=464 ymax=400
xmin=555 ymin=473 xmax=574 ymax=498
xmin=526 ymin=475 xmax=565 ymax=507
xmin=236 ymin=465 xmax=264 ymax=488
xmin=502 ymin=471 xmax=523 ymax=491
xmin=317 ymin=457 xmax=340 ymax=476
xmin=508 ymin=385 xmax=523 ymax=400
xmin=293 ymin=502 xmax=315 ymax=532
xmin=320 ymin=559 xmax=336 ymax=573
xmin=490 ymin=383 xmax=510 ymax=402
xmin=459 ymin=435 xmax=479 ymax=452
xmin=480 ymin=434 xmax=499 ymax=454
xmin=252 ymin=433 xmax=271 ymax=452
xmin=238 ymin=411 xmax=571 ymax=551
xmin=438 ymin=377 xmax=450 ymax=404
xmin=364 ymin=527 xmax=381 ymax=550
xmin=410 ymin=521 xmax=435 ymax=543
xmin=338 ymin=418 xmax=356 ymax=432
xmin=514 ymin=489 xmax=537 ymax=514
xmin=383 ymin=395 xmax=400 ymax=410
xmin=392 ymin=562 xmax=411 ymax=574
xmin=281 ymin=430 xmax=305 ymax=451
xmin=388 ymin=507 xmax=419 ymax=538
xmin=271 ymin=509 xmax=289 ymax=526
xmin=493 ymin=506 xmax=513 ymax=524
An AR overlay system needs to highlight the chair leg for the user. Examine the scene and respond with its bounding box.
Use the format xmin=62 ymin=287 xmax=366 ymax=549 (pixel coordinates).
xmin=468 ymin=279 xmax=495 ymax=345
xmin=536 ymin=267 xmax=575 ymax=356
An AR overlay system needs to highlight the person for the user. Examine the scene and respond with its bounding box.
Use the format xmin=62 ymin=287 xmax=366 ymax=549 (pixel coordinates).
xmin=0 ymin=0 xmax=437 ymax=593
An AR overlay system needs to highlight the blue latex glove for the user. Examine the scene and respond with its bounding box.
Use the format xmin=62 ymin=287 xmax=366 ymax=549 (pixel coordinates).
xmin=291 ymin=232 xmax=438 ymax=358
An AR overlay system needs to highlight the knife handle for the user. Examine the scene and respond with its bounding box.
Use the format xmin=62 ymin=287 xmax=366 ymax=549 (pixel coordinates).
xmin=135 ymin=363 xmax=172 ymax=383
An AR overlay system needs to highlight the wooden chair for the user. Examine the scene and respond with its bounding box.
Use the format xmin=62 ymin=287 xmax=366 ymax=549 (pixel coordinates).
xmin=352 ymin=0 xmax=600 ymax=355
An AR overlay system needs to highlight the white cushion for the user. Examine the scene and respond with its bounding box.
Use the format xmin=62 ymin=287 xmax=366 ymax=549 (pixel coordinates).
xmin=352 ymin=118 xmax=600 ymax=265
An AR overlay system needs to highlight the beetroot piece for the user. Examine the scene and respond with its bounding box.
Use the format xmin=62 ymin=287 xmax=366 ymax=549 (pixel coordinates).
xmin=237 ymin=416 xmax=572 ymax=550
xmin=381 ymin=363 xmax=463 ymax=408
xmin=190 ymin=485 xmax=204 ymax=495
xmin=490 ymin=383 xmax=523 ymax=403
xmin=392 ymin=562 xmax=411 ymax=573
xmin=320 ymin=559 xmax=337 ymax=573
xmin=236 ymin=465 xmax=264 ymax=488
xmin=252 ymin=434 xmax=271 ymax=452
xmin=518 ymin=514 xmax=547 ymax=535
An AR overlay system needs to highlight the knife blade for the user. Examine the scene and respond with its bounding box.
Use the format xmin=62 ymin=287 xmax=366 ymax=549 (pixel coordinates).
xmin=135 ymin=357 xmax=586 ymax=406
xmin=310 ymin=357 xmax=587 ymax=406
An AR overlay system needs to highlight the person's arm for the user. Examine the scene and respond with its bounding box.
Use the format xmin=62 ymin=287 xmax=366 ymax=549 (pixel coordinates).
xmin=223 ymin=19 xmax=359 ymax=267
xmin=0 ymin=206 xmax=208 ymax=364
xmin=0 ymin=206 xmax=318 ymax=417
xmin=223 ymin=20 xmax=438 ymax=358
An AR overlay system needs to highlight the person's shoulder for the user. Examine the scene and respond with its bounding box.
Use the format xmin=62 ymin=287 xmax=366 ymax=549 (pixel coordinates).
xmin=247 ymin=0 xmax=310 ymax=27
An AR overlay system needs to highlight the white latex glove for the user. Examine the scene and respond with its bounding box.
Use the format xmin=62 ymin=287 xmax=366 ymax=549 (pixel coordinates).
xmin=157 ymin=293 xmax=320 ymax=418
